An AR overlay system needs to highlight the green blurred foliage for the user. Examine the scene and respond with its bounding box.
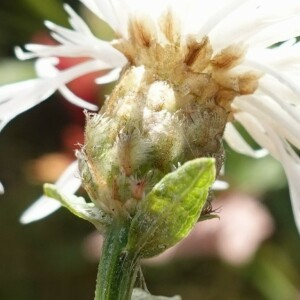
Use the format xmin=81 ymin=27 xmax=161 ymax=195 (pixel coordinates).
xmin=0 ymin=1 xmax=299 ymax=300
xmin=0 ymin=0 xmax=70 ymax=56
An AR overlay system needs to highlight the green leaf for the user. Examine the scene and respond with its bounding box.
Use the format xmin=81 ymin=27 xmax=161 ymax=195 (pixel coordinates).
xmin=44 ymin=183 xmax=112 ymax=231
xmin=132 ymin=288 xmax=181 ymax=300
xmin=126 ymin=158 xmax=216 ymax=258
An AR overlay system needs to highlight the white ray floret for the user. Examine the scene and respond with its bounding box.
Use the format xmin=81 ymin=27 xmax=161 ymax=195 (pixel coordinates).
xmin=95 ymin=67 xmax=122 ymax=85
xmin=212 ymin=180 xmax=229 ymax=191
xmin=20 ymin=160 xmax=81 ymax=224
xmin=0 ymin=59 xmax=113 ymax=131
xmin=224 ymin=123 xmax=268 ymax=158
xmin=234 ymin=112 xmax=300 ymax=231
xmin=0 ymin=181 xmax=4 ymax=194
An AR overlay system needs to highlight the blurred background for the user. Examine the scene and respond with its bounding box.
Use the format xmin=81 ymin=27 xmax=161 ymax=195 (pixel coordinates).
xmin=0 ymin=1 xmax=300 ymax=299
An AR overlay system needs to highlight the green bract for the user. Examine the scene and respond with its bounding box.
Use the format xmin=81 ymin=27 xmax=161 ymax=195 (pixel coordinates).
xmin=44 ymin=184 xmax=112 ymax=231
xmin=126 ymin=157 xmax=216 ymax=258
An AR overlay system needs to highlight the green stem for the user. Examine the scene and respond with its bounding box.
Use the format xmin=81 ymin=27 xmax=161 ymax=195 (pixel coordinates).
xmin=94 ymin=219 xmax=140 ymax=300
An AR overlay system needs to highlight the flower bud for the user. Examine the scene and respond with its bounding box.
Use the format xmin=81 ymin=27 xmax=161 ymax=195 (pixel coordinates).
xmin=78 ymin=58 xmax=233 ymax=220
xmin=126 ymin=158 xmax=216 ymax=258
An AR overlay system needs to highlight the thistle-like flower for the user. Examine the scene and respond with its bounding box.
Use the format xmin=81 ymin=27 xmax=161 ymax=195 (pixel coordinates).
xmin=1 ymin=0 xmax=300 ymax=233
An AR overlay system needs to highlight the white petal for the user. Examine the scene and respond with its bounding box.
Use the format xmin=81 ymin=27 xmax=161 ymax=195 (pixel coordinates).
xmin=63 ymin=4 xmax=94 ymax=36
xmin=20 ymin=160 xmax=81 ymax=224
xmin=24 ymin=44 xmax=114 ymax=62
xmin=91 ymin=0 xmax=131 ymax=36
xmin=234 ymin=95 xmax=300 ymax=150
xmin=208 ymin=0 xmax=300 ymax=51
xmin=243 ymin=59 xmax=300 ymax=98
xmin=102 ymin=0 xmax=177 ymax=36
xmin=132 ymin=288 xmax=181 ymax=300
xmin=36 ymin=58 xmax=110 ymax=79
xmin=54 ymin=160 xmax=82 ymax=191
xmin=224 ymin=122 xmax=268 ymax=158
xmin=27 ymin=23 xmax=127 ymax=67
xmin=15 ymin=46 xmax=36 ymax=60
xmin=0 ymin=181 xmax=4 ymax=194
xmin=80 ymin=0 xmax=129 ymax=37
xmin=35 ymin=57 xmax=60 ymax=77
xmin=36 ymin=58 xmax=99 ymax=110
xmin=0 ymin=79 xmax=46 ymax=104
xmin=195 ymin=0 xmax=247 ymax=37
xmin=95 ymin=67 xmax=121 ymax=84
xmin=248 ymin=16 xmax=300 ymax=48
xmin=258 ymin=77 xmax=300 ymax=122
xmin=80 ymin=0 xmax=101 ymax=19
xmin=212 ymin=180 xmax=229 ymax=191
xmin=93 ymin=0 xmax=121 ymax=33
xmin=235 ymin=112 xmax=300 ymax=232
xmin=257 ymin=123 xmax=300 ymax=233
xmin=234 ymin=112 xmax=280 ymax=159
xmin=43 ymin=17 xmax=127 ymax=66
xmin=19 ymin=196 xmax=62 ymax=224
xmin=246 ymin=43 xmax=300 ymax=73
xmin=0 ymin=79 xmax=55 ymax=132
xmin=0 ymin=60 xmax=109 ymax=132
xmin=84 ymin=0 xmax=179 ymax=38
xmin=58 ymin=85 xmax=98 ymax=111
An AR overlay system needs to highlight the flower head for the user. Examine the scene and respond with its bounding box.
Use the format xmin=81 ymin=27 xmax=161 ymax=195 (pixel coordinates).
xmin=1 ymin=0 xmax=300 ymax=231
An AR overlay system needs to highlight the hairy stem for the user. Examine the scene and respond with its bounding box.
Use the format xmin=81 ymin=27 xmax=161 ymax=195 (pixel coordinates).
xmin=94 ymin=219 xmax=139 ymax=300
